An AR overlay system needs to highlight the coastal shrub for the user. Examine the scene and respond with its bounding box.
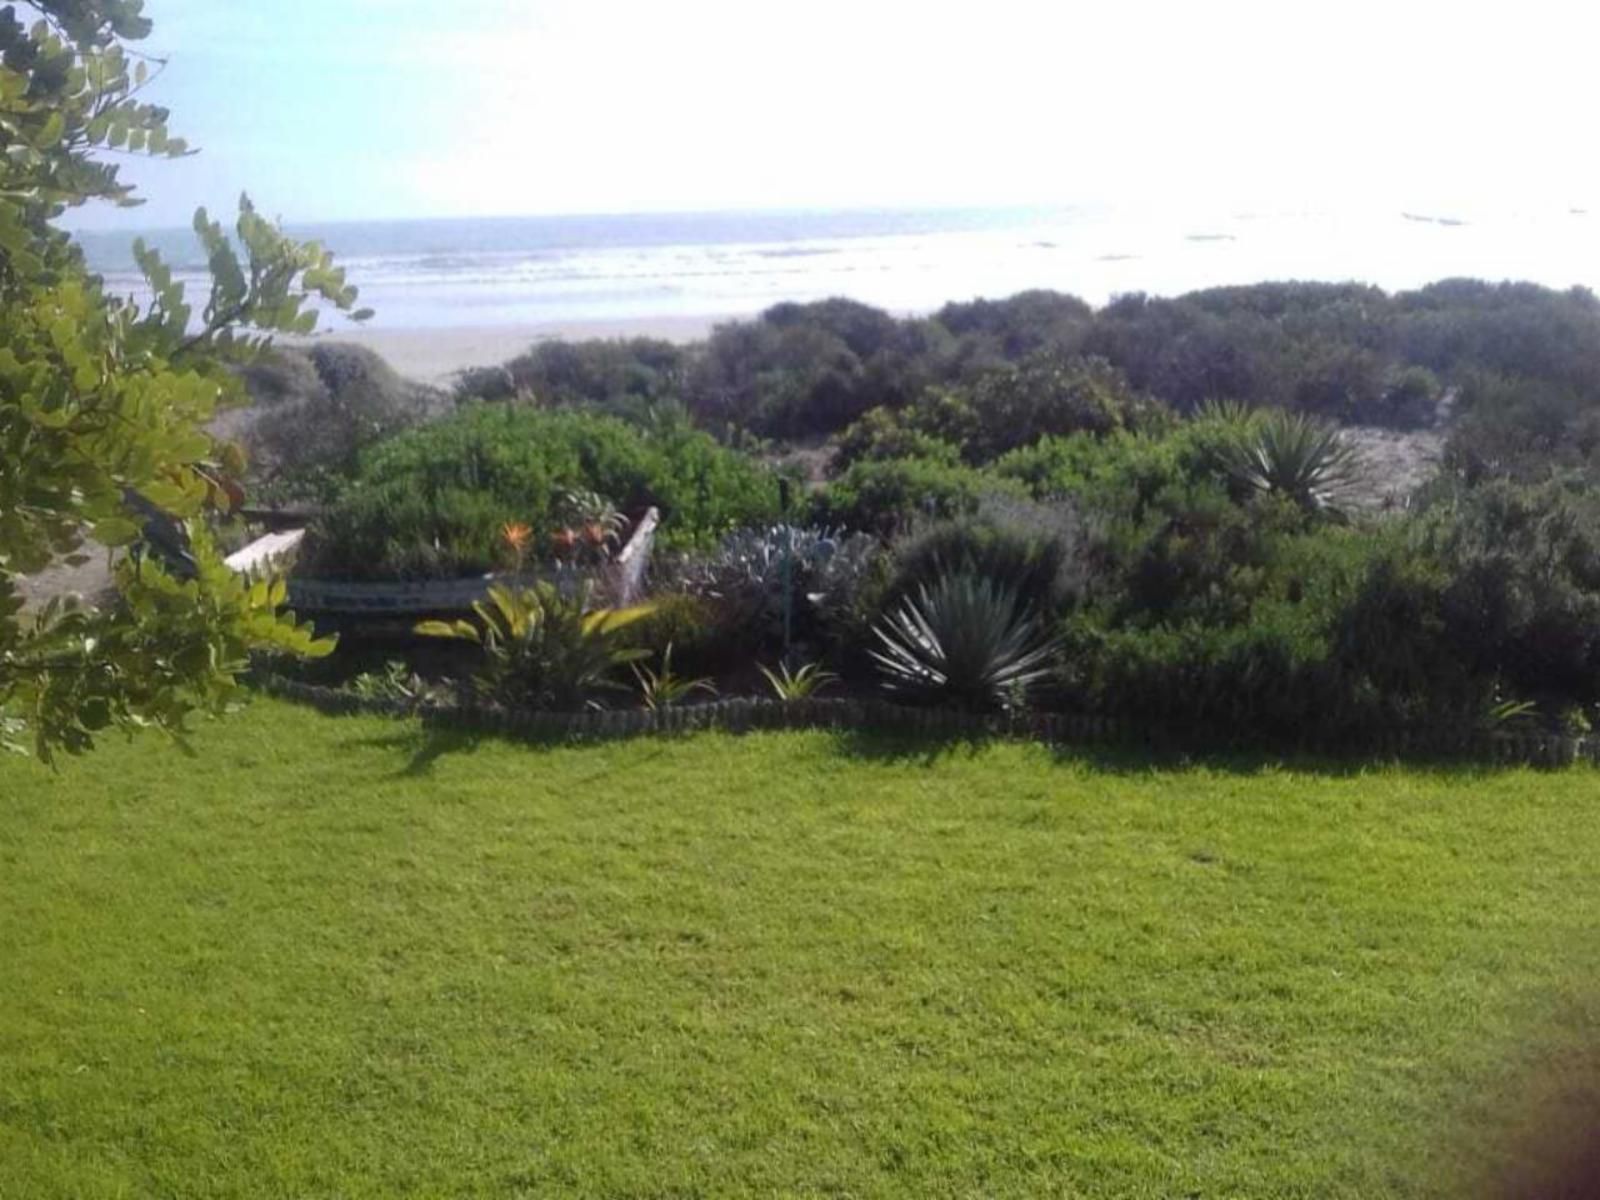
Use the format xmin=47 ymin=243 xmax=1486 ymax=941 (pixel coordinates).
xmin=685 ymin=298 xmax=941 ymax=438
xmin=302 ymin=405 xmax=780 ymax=579
xmin=1414 ymin=479 xmax=1600 ymax=703
xmin=236 ymin=343 xmax=449 ymax=496
xmin=1059 ymin=611 xmax=1349 ymax=741
xmin=871 ymin=573 xmax=1058 ymax=712
xmin=1377 ymin=365 xmax=1443 ymax=429
xmin=810 ymin=457 xmax=1022 ymax=535
xmin=1442 ymin=373 xmax=1600 ymax=484
xmin=1392 ymin=279 xmax=1600 ymax=395
xmin=671 ymin=525 xmax=884 ymax=654
xmin=832 ymin=353 xmax=1165 ymax=471
xmin=831 ymin=407 xmax=963 ymax=473
xmin=885 ymin=495 xmax=1088 ymax=617
xmin=1059 ymin=524 xmax=1388 ymax=739
xmin=623 ymin=592 xmax=724 ymax=671
xmin=933 ymin=290 xmax=1093 ymax=362
xmin=460 ymin=337 xmax=690 ymax=415
xmin=1327 ymin=549 xmax=1487 ymax=730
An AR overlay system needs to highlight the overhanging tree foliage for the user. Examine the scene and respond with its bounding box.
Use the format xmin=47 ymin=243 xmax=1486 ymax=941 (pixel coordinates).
xmin=0 ymin=0 xmax=369 ymax=761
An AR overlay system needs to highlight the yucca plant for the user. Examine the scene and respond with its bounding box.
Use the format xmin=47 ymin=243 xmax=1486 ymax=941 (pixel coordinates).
xmin=1213 ymin=409 xmax=1363 ymax=518
xmin=759 ymin=659 xmax=839 ymax=701
xmin=633 ymin=643 xmax=717 ymax=710
xmin=416 ymin=581 xmax=654 ymax=710
xmin=870 ymin=573 xmax=1058 ymax=711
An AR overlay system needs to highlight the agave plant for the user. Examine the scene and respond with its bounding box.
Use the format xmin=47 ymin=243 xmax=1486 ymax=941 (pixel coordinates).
xmin=1213 ymin=410 xmax=1363 ymax=517
xmin=416 ymin=581 xmax=654 ymax=710
xmin=870 ymin=573 xmax=1057 ymax=711
xmin=633 ymin=643 xmax=717 ymax=711
xmin=759 ymin=659 xmax=839 ymax=701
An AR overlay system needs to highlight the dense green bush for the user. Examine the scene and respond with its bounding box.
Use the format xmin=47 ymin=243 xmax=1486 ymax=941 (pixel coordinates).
xmin=1442 ymin=373 xmax=1600 ymax=484
xmin=834 ymin=352 xmax=1166 ymax=469
xmin=811 ymin=457 xmax=1023 ymax=535
xmin=621 ymin=591 xmax=725 ymax=672
xmin=686 ymin=299 xmax=927 ymax=438
xmin=456 ymin=337 xmax=690 ymax=416
xmin=831 ymin=407 xmax=964 ymax=472
xmin=303 ymin=405 xmax=780 ymax=579
xmin=467 ymin=281 xmax=1600 ymax=452
xmin=885 ymin=496 xmax=1087 ymax=615
xmin=1414 ymin=479 xmax=1600 ymax=703
xmin=1059 ymin=523 xmax=1388 ymax=739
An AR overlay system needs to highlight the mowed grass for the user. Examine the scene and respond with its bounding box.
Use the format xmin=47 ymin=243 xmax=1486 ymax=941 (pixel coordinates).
xmin=4 ymin=702 xmax=1600 ymax=1197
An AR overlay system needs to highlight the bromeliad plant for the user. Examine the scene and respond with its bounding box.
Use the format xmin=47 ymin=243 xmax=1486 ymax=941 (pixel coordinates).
xmin=416 ymin=582 xmax=653 ymax=710
xmin=557 ymin=488 xmax=627 ymax=559
xmin=870 ymin=573 xmax=1058 ymax=711
xmin=759 ymin=659 xmax=839 ymax=701
xmin=632 ymin=643 xmax=716 ymax=711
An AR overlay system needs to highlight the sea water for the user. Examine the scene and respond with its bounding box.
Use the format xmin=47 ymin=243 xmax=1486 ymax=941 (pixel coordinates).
xmin=72 ymin=203 xmax=1600 ymax=331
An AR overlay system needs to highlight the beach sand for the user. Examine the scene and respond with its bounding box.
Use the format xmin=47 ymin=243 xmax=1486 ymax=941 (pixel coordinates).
xmin=293 ymin=313 xmax=735 ymax=385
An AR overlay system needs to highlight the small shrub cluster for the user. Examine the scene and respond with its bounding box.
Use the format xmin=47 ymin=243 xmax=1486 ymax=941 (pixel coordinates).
xmin=664 ymin=524 xmax=885 ymax=657
xmin=302 ymin=405 xmax=780 ymax=579
xmin=235 ymin=343 xmax=450 ymax=499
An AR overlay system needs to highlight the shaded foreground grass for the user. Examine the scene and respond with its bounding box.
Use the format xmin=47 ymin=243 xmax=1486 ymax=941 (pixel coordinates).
xmin=4 ymin=702 xmax=1600 ymax=1196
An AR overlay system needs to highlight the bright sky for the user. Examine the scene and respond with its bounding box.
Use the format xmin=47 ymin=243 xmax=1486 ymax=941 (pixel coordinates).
xmin=65 ymin=0 xmax=1600 ymax=229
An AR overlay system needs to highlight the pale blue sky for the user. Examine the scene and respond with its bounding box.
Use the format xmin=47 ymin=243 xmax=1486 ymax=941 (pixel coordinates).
xmin=65 ymin=0 xmax=1600 ymax=230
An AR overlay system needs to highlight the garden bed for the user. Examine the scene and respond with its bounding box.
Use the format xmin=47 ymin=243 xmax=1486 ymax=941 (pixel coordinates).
xmin=252 ymin=672 xmax=1600 ymax=767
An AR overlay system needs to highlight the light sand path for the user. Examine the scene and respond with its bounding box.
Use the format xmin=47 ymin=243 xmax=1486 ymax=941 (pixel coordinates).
xmin=288 ymin=313 xmax=734 ymax=384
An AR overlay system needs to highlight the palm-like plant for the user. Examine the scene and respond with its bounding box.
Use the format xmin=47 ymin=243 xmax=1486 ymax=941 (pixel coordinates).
xmin=1214 ymin=410 xmax=1363 ymax=518
xmin=417 ymin=582 xmax=654 ymax=710
xmin=870 ymin=573 xmax=1057 ymax=711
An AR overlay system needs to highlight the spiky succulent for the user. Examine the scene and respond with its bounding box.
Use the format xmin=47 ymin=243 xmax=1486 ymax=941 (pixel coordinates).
xmin=870 ymin=573 xmax=1057 ymax=711
xmin=1214 ymin=410 xmax=1363 ymax=517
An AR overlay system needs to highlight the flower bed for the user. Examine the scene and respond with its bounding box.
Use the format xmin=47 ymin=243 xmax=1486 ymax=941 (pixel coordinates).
xmin=251 ymin=672 xmax=1600 ymax=767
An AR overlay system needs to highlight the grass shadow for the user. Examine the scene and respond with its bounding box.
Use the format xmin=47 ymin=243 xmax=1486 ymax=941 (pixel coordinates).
xmin=825 ymin=720 xmax=1554 ymax=781
xmin=336 ymin=725 xmax=488 ymax=778
xmin=336 ymin=719 xmax=679 ymax=785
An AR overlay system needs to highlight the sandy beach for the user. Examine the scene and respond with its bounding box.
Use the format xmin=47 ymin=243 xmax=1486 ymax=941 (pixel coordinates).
xmin=293 ymin=313 xmax=736 ymax=385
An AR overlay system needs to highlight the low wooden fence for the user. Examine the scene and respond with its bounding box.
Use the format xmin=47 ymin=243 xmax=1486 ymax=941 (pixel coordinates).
xmin=251 ymin=674 xmax=1600 ymax=766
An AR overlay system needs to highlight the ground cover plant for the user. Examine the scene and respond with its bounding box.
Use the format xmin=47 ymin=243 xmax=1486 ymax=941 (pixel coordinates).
xmin=4 ymin=700 xmax=1600 ymax=1196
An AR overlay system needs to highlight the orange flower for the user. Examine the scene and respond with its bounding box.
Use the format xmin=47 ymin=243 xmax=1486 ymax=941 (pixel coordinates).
xmin=501 ymin=521 xmax=533 ymax=552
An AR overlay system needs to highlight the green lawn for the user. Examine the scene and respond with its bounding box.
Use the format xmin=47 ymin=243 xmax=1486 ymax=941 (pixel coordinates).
xmin=4 ymin=701 xmax=1600 ymax=1197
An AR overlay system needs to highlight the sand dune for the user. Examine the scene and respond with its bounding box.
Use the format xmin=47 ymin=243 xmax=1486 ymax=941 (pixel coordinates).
xmin=289 ymin=314 xmax=732 ymax=385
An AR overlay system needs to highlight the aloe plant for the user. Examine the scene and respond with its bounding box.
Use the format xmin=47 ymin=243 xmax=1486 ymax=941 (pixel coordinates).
xmin=416 ymin=581 xmax=653 ymax=710
xmin=870 ymin=573 xmax=1057 ymax=711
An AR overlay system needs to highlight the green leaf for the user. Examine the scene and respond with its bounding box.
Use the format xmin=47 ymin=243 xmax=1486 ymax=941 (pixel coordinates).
xmin=91 ymin=518 xmax=142 ymax=546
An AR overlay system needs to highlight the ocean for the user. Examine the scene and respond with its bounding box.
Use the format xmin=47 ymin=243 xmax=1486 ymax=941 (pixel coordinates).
xmin=72 ymin=203 xmax=1600 ymax=333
